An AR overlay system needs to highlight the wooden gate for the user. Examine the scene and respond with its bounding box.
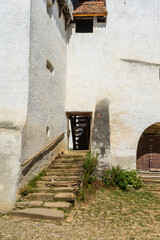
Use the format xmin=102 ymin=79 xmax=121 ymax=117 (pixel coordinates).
xmin=137 ymin=134 xmax=160 ymax=171
xmin=149 ymin=135 xmax=160 ymax=170
xmin=69 ymin=115 xmax=91 ymax=150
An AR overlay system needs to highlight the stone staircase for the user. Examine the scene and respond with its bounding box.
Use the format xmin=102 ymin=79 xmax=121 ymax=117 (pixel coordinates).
xmin=138 ymin=171 xmax=160 ymax=197
xmin=11 ymin=153 xmax=86 ymax=220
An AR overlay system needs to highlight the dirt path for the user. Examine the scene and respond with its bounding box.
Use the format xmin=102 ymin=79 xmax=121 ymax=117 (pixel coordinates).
xmin=0 ymin=188 xmax=160 ymax=240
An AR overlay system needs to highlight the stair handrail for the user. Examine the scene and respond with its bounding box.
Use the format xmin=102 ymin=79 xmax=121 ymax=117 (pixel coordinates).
xmin=21 ymin=132 xmax=65 ymax=167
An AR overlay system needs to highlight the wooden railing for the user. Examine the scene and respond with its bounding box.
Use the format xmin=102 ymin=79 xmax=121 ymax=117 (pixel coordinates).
xmin=21 ymin=132 xmax=65 ymax=167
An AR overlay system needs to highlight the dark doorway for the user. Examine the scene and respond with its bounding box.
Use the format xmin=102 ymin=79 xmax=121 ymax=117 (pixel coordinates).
xmin=67 ymin=113 xmax=92 ymax=150
xmin=75 ymin=19 xmax=93 ymax=33
xmin=137 ymin=123 xmax=160 ymax=171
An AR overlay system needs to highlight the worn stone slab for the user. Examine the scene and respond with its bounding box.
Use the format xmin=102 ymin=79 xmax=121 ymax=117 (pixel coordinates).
xmin=54 ymin=193 xmax=75 ymax=202
xmin=53 ymin=159 xmax=85 ymax=164
xmin=62 ymin=154 xmax=85 ymax=158
xmin=39 ymin=186 xmax=74 ymax=193
xmin=11 ymin=208 xmax=64 ymax=220
xmin=36 ymin=181 xmax=46 ymax=188
xmin=142 ymin=179 xmax=160 ymax=183
xmin=46 ymin=171 xmax=82 ymax=176
xmin=28 ymin=201 xmax=43 ymax=207
xmin=50 ymin=181 xmax=78 ymax=187
xmin=48 ymin=168 xmax=83 ymax=173
xmin=35 ymin=188 xmax=54 ymax=193
xmin=27 ymin=193 xmax=55 ymax=201
xmin=52 ymin=164 xmax=83 ymax=169
xmin=16 ymin=202 xmax=28 ymax=209
xmin=53 ymin=176 xmax=82 ymax=181
xmin=44 ymin=201 xmax=72 ymax=211
xmin=41 ymin=176 xmax=53 ymax=181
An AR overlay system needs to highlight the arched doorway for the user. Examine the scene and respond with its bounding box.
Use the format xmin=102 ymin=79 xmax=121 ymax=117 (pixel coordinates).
xmin=137 ymin=123 xmax=160 ymax=171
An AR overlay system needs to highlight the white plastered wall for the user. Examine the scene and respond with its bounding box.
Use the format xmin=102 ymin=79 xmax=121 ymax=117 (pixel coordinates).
xmin=0 ymin=0 xmax=70 ymax=210
xmin=20 ymin=0 xmax=68 ymax=178
xmin=66 ymin=0 xmax=160 ymax=170
xmin=0 ymin=0 xmax=30 ymax=210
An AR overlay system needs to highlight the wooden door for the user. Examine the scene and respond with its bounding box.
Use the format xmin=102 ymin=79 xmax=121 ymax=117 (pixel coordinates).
xmin=137 ymin=134 xmax=150 ymax=171
xmin=149 ymin=135 xmax=160 ymax=170
xmin=137 ymin=134 xmax=160 ymax=171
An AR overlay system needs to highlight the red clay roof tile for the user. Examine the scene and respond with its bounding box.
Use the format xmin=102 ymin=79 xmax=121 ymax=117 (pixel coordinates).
xmin=73 ymin=1 xmax=107 ymax=16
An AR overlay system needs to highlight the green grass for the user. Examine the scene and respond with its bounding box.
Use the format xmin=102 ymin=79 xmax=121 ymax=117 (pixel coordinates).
xmin=19 ymin=170 xmax=46 ymax=197
xmin=28 ymin=170 xmax=46 ymax=188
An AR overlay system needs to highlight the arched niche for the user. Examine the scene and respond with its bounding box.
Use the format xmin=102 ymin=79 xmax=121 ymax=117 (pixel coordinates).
xmin=137 ymin=122 xmax=160 ymax=171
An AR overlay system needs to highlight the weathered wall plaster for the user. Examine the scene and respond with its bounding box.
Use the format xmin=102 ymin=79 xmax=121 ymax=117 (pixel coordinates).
xmin=66 ymin=0 xmax=160 ymax=170
xmin=20 ymin=0 xmax=68 ymax=182
xmin=92 ymin=99 xmax=110 ymax=173
xmin=0 ymin=0 xmax=70 ymax=210
xmin=0 ymin=0 xmax=30 ymax=210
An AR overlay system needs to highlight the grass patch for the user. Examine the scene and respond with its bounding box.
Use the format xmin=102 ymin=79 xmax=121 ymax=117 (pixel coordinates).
xmin=102 ymin=166 xmax=142 ymax=191
xmin=29 ymin=170 xmax=46 ymax=188
xmin=20 ymin=170 xmax=46 ymax=197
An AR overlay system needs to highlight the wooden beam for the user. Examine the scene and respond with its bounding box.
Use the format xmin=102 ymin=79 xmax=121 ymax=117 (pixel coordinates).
xmin=59 ymin=3 xmax=66 ymax=18
xmin=21 ymin=132 xmax=65 ymax=167
xmin=74 ymin=13 xmax=107 ymax=17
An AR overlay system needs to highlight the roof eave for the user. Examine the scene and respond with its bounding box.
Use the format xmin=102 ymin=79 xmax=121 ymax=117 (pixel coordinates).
xmin=73 ymin=13 xmax=107 ymax=17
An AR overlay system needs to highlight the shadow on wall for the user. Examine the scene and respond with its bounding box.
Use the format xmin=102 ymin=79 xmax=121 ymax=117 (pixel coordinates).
xmin=94 ymin=22 xmax=107 ymax=29
xmin=21 ymin=133 xmax=64 ymax=177
xmin=92 ymin=99 xmax=110 ymax=168
xmin=43 ymin=0 xmax=67 ymax=42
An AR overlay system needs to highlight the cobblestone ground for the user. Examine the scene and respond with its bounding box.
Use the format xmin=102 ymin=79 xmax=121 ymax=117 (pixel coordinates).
xmin=0 ymin=189 xmax=160 ymax=240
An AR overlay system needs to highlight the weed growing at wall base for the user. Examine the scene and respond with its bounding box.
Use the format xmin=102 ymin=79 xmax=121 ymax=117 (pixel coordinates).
xmin=77 ymin=153 xmax=98 ymax=201
xmin=19 ymin=170 xmax=46 ymax=197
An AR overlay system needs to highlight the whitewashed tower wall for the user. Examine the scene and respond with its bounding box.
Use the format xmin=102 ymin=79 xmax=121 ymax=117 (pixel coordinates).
xmin=0 ymin=0 xmax=30 ymax=210
xmin=66 ymin=0 xmax=160 ymax=171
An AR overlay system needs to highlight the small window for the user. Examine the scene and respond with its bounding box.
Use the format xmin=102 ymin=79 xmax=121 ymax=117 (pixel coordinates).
xmin=76 ymin=19 xmax=93 ymax=33
xmin=46 ymin=60 xmax=54 ymax=73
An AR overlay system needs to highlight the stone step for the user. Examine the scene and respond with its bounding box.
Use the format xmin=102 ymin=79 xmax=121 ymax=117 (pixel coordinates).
xmin=48 ymin=181 xmax=79 ymax=187
xmin=142 ymin=179 xmax=160 ymax=183
xmin=51 ymin=164 xmax=83 ymax=169
xmin=41 ymin=176 xmax=82 ymax=182
xmin=140 ymin=176 xmax=160 ymax=179
xmin=54 ymin=176 xmax=82 ymax=181
xmin=62 ymin=154 xmax=85 ymax=158
xmin=41 ymin=176 xmax=54 ymax=181
xmin=11 ymin=208 xmax=64 ymax=220
xmin=46 ymin=171 xmax=82 ymax=176
xmin=44 ymin=201 xmax=72 ymax=211
xmin=46 ymin=168 xmax=83 ymax=173
xmin=15 ymin=200 xmax=72 ymax=212
xmin=139 ymin=171 xmax=160 ymax=176
xmin=27 ymin=193 xmax=55 ymax=201
xmin=36 ymin=181 xmax=46 ymax=188
xmin=54 ymin=193 xmax=75 ymax=202
xmin=15 ymin=202 xmax=28 ymax=209
xmin=143 ymin=181 xmax=160 ymax=185
xmin=36 ymin=187 xmax=75 ymax=193
xmin=53 ymin=158 xmax=85 ymax=164
xmin=28 ymin=201 xmax=43 ymax=208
